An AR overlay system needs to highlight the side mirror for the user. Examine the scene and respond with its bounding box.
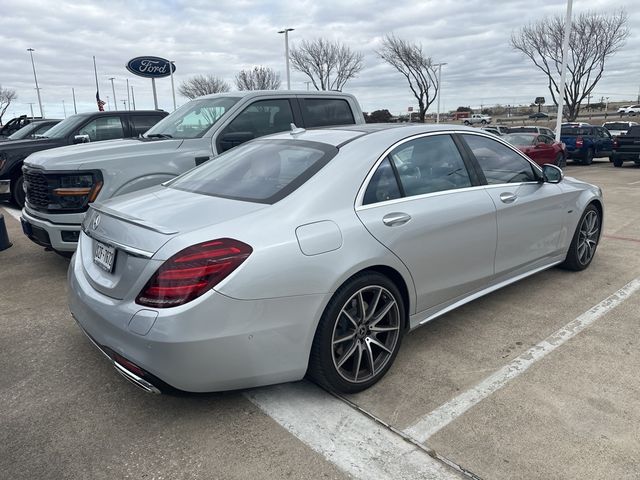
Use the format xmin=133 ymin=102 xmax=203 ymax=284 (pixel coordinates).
xmin=218 ymin=131 xmax=255 ymax=152
xmin=73 ymin=134 xmax=91 ymax=144
xmin=542 ymin=164 xmax=563 ymax=183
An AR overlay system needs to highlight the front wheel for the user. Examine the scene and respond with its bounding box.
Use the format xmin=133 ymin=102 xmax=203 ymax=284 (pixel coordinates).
xmin=612 ymin=157 xmax=624 ymax=167
xmin=10 ymin=173 xmax=25 ymax=208
xmin=481 ymin=120 xmax=487 ymax=125
xmin=463 ymin=121 xmax=471 ymax=126
xmin=308 ymin=272 xmax=405 ymax=393
xmin=560 ymin=204 xmax=601 ymax=271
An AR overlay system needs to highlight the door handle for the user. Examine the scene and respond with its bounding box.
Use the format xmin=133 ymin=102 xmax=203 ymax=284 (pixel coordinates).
xmin=499 ymin=192 xmax=517 ymax=204
xmin=382 ymin=212 xmax=411 ymax=227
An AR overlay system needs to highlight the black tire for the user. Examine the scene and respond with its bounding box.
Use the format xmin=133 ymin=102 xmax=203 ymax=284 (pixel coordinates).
xmin=481 ymin=120 xmax=487 ymax=125
xmin=10 ymin=173 xmax=25 ymax=208
xmin=463 ymin=121 xmax=471 ymax=126
xmin=582 ymin=148 xmax=594 ymax=166
xmin=308 ymin=272 xmax=405 ymax=393
xmin=555 ymin=153 xmax=566 ymax=168
xmin=560 ymin=204 xmax=601 ymax=271
xmin=613 ymin=157 xmax=624 ymax=167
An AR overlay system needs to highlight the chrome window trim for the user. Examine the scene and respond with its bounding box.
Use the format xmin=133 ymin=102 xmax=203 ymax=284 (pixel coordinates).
xmin=356 ymin=184 xmax=488 ymax=211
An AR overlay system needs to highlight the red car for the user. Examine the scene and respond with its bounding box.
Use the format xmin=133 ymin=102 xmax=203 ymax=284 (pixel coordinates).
xmin=503 ymin=133 xmax=566 ymax=167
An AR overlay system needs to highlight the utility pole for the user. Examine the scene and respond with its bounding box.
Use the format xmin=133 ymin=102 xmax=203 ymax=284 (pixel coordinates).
xmin=554 ymin=0 xmax=573 ymax=142
xmin=27 ymin=103 xmax=35 ymax=117
xmin=27 ymin=48 xmax=44 ymax=117
xmin=72 ymin=88 xmax=77 ymax=114
xmin=131 ymin=86 xmax=136 ymax=110
xmin=126 ymin=78 xmax=131 ymax=110
xmin=109 ymin=77 xmax=117 ymax=110
xmin=278 ymin=28 xmax=295 ymax=90
xmin=62 ymin=99 xmax=67 ymax=118
xmin=434 ymin=62 xmax=447 ymax=123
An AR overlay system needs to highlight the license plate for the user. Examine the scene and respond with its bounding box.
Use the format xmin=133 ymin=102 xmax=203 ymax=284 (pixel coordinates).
xmin=94 ymin=241 xmax=116 ymax=272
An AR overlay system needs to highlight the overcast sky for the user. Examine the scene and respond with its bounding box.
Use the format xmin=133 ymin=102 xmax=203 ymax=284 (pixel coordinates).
xmin=1 ymin=0 xmax=638 ymax=120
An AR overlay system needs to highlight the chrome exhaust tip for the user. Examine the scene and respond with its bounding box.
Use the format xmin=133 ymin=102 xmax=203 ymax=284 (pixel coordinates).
xmin=113 ymin=362 xmax=161 ymax=394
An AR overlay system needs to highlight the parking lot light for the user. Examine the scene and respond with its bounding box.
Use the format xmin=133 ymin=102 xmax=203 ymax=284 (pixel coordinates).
xmin=278 ymin=28 xmax=295 ymax=90
xmin=27 ymin=48 xmax=44 ymax=118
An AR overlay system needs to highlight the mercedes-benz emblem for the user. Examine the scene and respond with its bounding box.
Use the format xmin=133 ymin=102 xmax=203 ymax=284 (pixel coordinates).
xmin=92 ymin=214 xmax=101 ymax=230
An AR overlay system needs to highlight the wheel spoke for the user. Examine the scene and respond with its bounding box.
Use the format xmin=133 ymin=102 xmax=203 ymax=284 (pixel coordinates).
xmin=370 ymin=300 xmax=396 ymax=327
xmin=352 ymin=343 xmax=363 ymax=382
xmin=369 ymin=325 xmax=398 ymax=333
xmin=366 ymin=288 xmax=383 ymax=322
xmin=337 ymin=341 xmax=358 ymax=368
xmin=368 ymin=336 xmax=393 ymax=354
xmin=333 ymin=332 xmax=356 ymax=345
xmin=357 ymin=291 xmax=366 ymax=323
xmin=364 ymin=340 xmax=376 ymax=377
xmin=342 ymin=310 xmax=359 ymax=329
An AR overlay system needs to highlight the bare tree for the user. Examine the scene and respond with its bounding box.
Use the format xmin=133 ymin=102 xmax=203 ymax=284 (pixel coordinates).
xmin=511 ymin=10 xmax=629 ymax=121
xmin=235 ymin=66 xmax=281 ymax=90
xmin=178 ymin=75 xmax=230 ymax=99
xmin=0 ymin=86 xmax=17 ymax=126
xmin=290 ymin=38 xmax=364 ymax=91
xmin=376 ymin=35 xmax=438 ymax=122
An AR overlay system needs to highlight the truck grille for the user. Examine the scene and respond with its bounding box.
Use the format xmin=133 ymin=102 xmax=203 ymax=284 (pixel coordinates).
xmin=23 ymin=168 xmax=51 ymax=209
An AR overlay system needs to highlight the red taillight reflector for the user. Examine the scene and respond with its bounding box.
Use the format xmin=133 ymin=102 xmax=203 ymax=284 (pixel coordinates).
xmin=576 ymin=136 xmax=584 ymax=148
xmin=136 ymin=238 xmax=252 ymax=308
xmin=113 ymin=353 xmax=146 ymax=377
xmin=613 ymin=137 xmax=619 ymax=148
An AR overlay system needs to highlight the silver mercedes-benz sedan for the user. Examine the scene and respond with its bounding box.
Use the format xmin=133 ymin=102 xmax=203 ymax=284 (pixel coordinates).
xmin=68 ymin=124 xmax=603 ymax=394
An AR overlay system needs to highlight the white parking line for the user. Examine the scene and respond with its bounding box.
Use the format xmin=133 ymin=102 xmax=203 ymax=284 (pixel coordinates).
xmin=246 ymin=381 xmax=463 ymax=480
xmin=403 ymin=276 xmax=640 ymax=443
xmin=628 ymin=180 xmax=640 ymax=185
xmin=2 ymin=206 xmax=21 ymax=221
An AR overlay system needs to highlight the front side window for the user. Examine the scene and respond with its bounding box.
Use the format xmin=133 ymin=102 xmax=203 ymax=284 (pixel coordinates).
xmin=131 ymin=115 xmax=165 ymax=136
xmin=145 ymin=96 xmax=240 ymax=139
xmin=169 ymin=139 xmax=336 ymax=204
xmin=77 ymin=117 xmax=125 ymax=141
xmin=300 ymin=98 xmax=354 ymax=127
xmin=463 ymin=134 xmax=538 ymax=184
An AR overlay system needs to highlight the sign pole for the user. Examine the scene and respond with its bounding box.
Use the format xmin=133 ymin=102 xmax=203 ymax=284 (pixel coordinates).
xmin=169 ymin=61 xmax=176 ymax=111
xmin=151 ymin=78 xmax=158 ymax=110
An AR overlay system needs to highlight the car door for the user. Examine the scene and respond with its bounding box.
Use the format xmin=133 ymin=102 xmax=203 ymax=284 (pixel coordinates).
xmin=355 ymin=133 xmax=497 ymax=313
xmin=535 ymin=135 xmax=558 ymax=164
xmin=460 ymin=133 xmax=567 ymax=276
xmin=595 ymin=127 xmax=613 ymax=156
xmin=74 ymin=116 xmax=126 ymax=143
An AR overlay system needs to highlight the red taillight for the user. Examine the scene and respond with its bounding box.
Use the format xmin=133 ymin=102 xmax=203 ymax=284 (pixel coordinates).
xmin=136 ymin=238 xmax=252 ymax=308
xmin=576 ymin=136 xmax=584 ymax=148
xmin=613 ymin=136 xmax=619 ymax=149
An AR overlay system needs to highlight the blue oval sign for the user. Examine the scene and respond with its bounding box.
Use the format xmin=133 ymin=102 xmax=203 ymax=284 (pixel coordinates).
xmin=126 ymin=56 xmax=176 ymax=78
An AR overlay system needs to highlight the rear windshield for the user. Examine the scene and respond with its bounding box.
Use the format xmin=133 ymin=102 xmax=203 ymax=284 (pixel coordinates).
xmin=561 ymin=127 xmax=592 ymax=136
xmin=169 ymin=139 xmax=337 ymax=204
xmin=509 ymin=127 xmax=537 ymax=133
xmin=504 ymin=133 xmax=536 ymax=145
xmin=603 ymin=123 xmax=632 ymax=131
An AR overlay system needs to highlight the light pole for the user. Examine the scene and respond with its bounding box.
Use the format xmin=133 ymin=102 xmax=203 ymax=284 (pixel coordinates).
xmin=278 ymin=28 xmax=294 ymax=90
xmin=169 ymin=61 xmax=177 ymax=111
xmin=72 ymin=88 xmax=77 ymax=114
xmin=126 ymin=79 xmax=131 ymax=110
xmin=27 ymin=48 xmax=44 ymax=117
xmin=109 ymin=77 xmax=117 ymax=110
xmin=62 ymin=99 xmax=67 ymax=118
xmin=555 ymin=0 xmax=573 ymax=141
xmin=27 ymin=103 xmax=35 ymax=117
xmin=434 ymin=62 xmax=447 ymax=123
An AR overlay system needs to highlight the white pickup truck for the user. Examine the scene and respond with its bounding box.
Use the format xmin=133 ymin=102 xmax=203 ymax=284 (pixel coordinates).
xmin=463 ymin=114 xmax=492 ymax=125
xmin=21 ymin=90 xmax=366 ymax=254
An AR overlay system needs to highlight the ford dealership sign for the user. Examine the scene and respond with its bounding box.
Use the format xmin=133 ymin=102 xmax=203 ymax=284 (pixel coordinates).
xmin=126 ymin=56 xmax=176 ymax=78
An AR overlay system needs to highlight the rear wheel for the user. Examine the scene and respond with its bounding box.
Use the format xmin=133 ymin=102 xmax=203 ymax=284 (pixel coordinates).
xmin=613 ymin=157 xmax=624 ymax=167
xmin=582 ymin=148 xmax=594 ymax=166
xmin=560 ymin=204 xmax=601 ymax=271
xmin=308 ymin=272 xmax=405 ymax=393
xmin=463 ymin=120 xmax=471 ymax=126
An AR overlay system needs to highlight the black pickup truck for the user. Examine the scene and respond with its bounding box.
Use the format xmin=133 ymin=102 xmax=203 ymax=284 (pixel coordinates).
xmin=0 ymin=109 xmax=167 ymax=207
xmin=611 ymin=126 xmax=640 ymax=167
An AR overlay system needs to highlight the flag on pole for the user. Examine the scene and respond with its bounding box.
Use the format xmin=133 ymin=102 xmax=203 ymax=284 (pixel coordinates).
xmin=96 ymin=91 xmax=106 ymax=111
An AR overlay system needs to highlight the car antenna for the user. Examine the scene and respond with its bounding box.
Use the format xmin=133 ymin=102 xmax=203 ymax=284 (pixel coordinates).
xmin=290 ymin=123 xmax=306 ymax=136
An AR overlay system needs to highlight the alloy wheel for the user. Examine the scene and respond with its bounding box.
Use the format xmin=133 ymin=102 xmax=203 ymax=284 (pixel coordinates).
xmin=331 ymin=285 xmax=401 ymax=384
xmin=577 ymin=210 xmax=600 ymax=265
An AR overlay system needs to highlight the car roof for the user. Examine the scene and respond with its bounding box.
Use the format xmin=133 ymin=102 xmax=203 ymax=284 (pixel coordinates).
xmin=73 ymin=110 xmax=165 ymax=118
xmin=197 ymin=89 xmax=358 ymax=100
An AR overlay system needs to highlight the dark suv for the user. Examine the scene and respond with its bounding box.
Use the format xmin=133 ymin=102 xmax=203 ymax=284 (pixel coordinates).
xmin=0 ymin=110 xmax=167 ymax=207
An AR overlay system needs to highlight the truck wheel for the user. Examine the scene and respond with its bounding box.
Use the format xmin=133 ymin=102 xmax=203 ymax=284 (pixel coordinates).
xmin=613 ymin=157 xmax=623 ymax=167
xmin=10 ymin=173 xmax=25 ymax=209
xmin=481 ymin=120 xmax=487 ymax=125
xmin=582 ymin=148 xmax=594 ymax=166
xmin=463 ymin=120 xmax=470 ymax=126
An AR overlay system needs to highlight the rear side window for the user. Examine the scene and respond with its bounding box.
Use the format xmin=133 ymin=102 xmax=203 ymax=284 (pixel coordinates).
xmin=131 ymin=115 xmax=164 ymax=135
xmin=170 ymin=139 xmax=336 ymax=204
xmin=463 ymin=134 xmax=538 ymax=184
xmin=77 ymin=116 xmax=125 ymax=141
xmin=561 ymin=127 xmax=592 ymax=136
xmin=363 ymin=158 xmax=401 ymax=205
xmin=300 ymin=98 xmax=355 ymax=127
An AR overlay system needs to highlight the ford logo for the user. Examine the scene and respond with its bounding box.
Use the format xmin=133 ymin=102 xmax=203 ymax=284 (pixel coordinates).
xmin=126 ymin=56 xmax=176 ymax=79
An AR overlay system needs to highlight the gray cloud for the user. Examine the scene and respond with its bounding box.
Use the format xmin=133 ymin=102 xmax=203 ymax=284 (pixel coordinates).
xmin=0 ymin=0 xmax=637 ymax=119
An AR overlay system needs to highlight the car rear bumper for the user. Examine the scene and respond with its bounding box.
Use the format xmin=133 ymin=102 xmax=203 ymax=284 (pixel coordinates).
xmin=67 ymin=244 xmax=329 ymax=393
xmin=21 ymin=207 xmax=83 ymax=252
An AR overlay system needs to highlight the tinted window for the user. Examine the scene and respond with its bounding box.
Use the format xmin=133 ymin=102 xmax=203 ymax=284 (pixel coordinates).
xmin=301 ymin=98 xmax=354 ymax=127
xmin=627 ymin=126 xmax=640 ymax=137
xmin=504 ymin=133 xmax=536 ymax=145
xmin=218 ymin=99 xmax=294 ymax=148
xmin=510 ymin=127 xmax=537 ymax=133
xmin=363 ymin=158 xmax=401 ymax=205
xmin=539 ymin=135 xmax=555 ymax=144
xmin=389 ymin=135 xmax=472 ymax=196
xmin=463 ymin=134 xmax=538 ymax=184
xmin=169 ymin=139 xmax=336 ymax=204
xmin=77 ymin=116 xmax=125 ymax=141
xmin=561 ymin=127 xmax=592 ymax=136
xmin=131 ymin=115 xmax=164 ymax=135
xmin=604 ymin=122 xmax=631 ymax=131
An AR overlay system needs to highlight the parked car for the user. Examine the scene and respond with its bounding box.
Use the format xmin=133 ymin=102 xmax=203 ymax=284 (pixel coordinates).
xmin=528 ymin=112 xmax=550 ymax=120
xmin=0 ymin=119 xmax=61 ymax=143
xmin=21 ymin=91 xmax=365 ymax=255
xmin=481 ymin=125 xmax=510 ymax=136
xmin=560 ymin=125 xmax=613 ymax=165
xmin=503 ymin=133 xmax=566 ymax=167
xmin=0 ymin=110 xmax=167 ymax=207
xmin=624 ymin=105 xmax=640 ymax=116
xmin=0 ymin=115 xmax=39 ymax=138
xmin=509 ymin=125 xmax=555 ymax=137
xmin=611 ymin=125 xmax=640 ymax=167
xmin=68 ymin=124 xmax=603 ymax=394
xmin=463 ymin=113 xmax=491 ymax=125
xmin=617 ymin=106 xmax=629 ymax=114
xmin=602 ymin=121 xmax=639 ymax=137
